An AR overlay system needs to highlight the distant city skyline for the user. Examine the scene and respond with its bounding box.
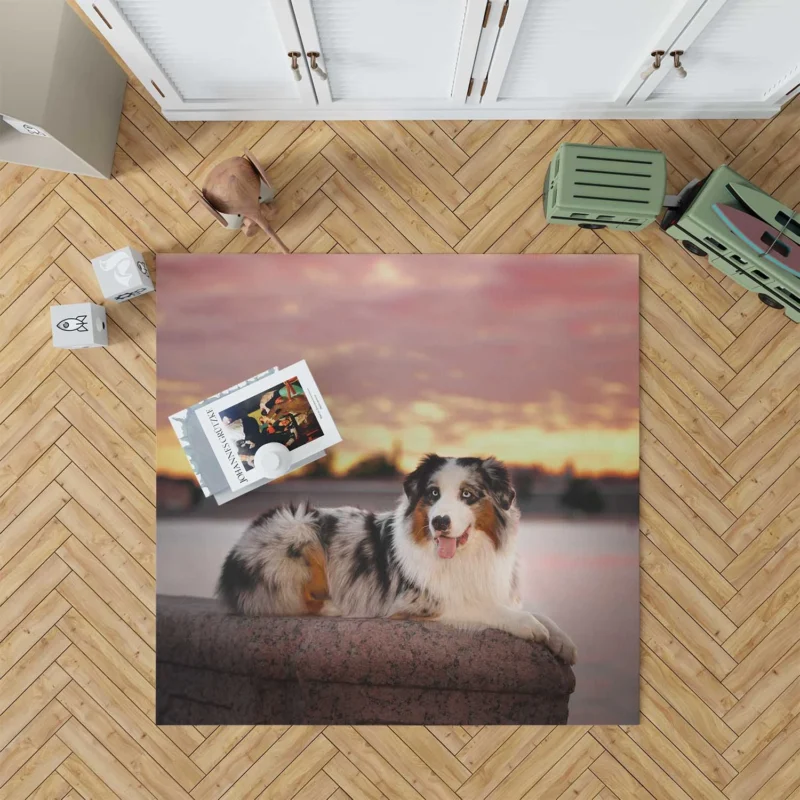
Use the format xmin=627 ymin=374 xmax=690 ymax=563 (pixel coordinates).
xmin=157 ymin=254 xmax=639 ymax=479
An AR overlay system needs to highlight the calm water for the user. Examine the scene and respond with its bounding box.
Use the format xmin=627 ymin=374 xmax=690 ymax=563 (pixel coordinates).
xmin=158 ymin=506 xmax=639 ymax=724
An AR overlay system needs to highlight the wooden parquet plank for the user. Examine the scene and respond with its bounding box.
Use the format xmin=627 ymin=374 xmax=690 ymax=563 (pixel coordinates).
xmin=454 ymin=119 xmax=583 ymax=232
xmin=0 ymin=228 xmax=68 ymax=316
xmin=401 ymin=121 xmax=470 ymax=174
xmin=0 ymin=667 xmax=70 ymax=756
xmin=121 ymin=84 xmax=202 ymax=175
xmin=264 ymin=121 xmax=336 ymax=191
xmin=55 ymin=426 xmax=154 ymax=536
xmin=722 ymin=389 xmax=800 ymax=479
xmin=723 ymin=536 xmax=800 ymax=629
xmin=0 ymin=591 xmax=70 ymax=684
xmin=640 ymin=356 xmax=735 ymax=464
xmin=0 ymin=170 xmax=66 ymax=241
xmin=640 ymin=500 xmax=736 ymax=608
xmin=55 ymin=464 xmax=155 ymax=575
xmin=187 ymin=121 xmax=275 ymax=186
xmin=0 ymin=162 xmax=36 ymax=205
xmin=391 ymin=726 xmax=472 ymax=790
xmin=322 ymin=171 xmax=417 ymax=254
xmin=57 ymin=752 xmax=122 ymax=799
xmin=482 ymin=727 xmax=589 ymax=800
xmin=0 ymin=520 xmax=71 ymax=618
xmin=325 ymin=125 xmax=464 ymax=248
xmin=323 ymin=751 xmax=386 ymax=800
xmin=116 ymin=115 xmax=201 ymax=212
xmin=453 ymin=121 xmax=539 ymax=191
xmin=27 ymin=769 xmax=72 ymax=800
xmin=188 ymin=726 xmax=287 ymax=800
xmin=3 ymin=67 xmax=800 ymax=800
xmin=0 ymin=192 xmax=69 ymax=277
xmin=57 ymin=681 xmax=195 ymax=799
xmin=0 ymin=732 xmax=71 ymax=799
xmin=639 ymin=681 xmax=737 ymax=790
xmin=457 ymin=728 xmax=551 ymax=800
xmin=641 ymin=535 xmax=735 ymax=643
xmin=721 ymin=348 xmax=800 ymax=444
xmin=257 ymin=733 xmax=337 ymax=799
xmin=56 ymin=716 xmax=159 ymax=800
xmin=249 ymin=121 xmax=313 ymax=175
xmin=364 ymin=120 xmax=469 ymax=209
xmin=111 ymin=147 xmax=203 ymax=248
xmin=0 ymin=446 xmax=70 ymax=534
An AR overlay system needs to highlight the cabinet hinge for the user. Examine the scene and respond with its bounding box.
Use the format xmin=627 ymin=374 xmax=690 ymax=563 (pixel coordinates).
xmin=467 ymin=77 xmax=474 ymax=97
xmin=499 ymin=1 xmax=509 ymax=27
xmin=482 ymin=0 xmax=491 ymax=27
xmin=480 ymin=77 xmax=488 ymax=97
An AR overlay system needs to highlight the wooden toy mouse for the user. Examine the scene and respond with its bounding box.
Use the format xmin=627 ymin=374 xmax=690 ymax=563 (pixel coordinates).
xmin=197 ymin=148 xmax=289 ymax=253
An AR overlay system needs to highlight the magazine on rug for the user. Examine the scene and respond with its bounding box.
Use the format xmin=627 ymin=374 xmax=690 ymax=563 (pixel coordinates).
xmin=169 ymin=360 xmax=341 ymax=503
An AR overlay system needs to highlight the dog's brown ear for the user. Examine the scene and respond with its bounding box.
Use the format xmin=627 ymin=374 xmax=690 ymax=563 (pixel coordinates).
xmin=481 ymin=457 xmax=516 ymax=510
xmin=196 ymin=190 xmax=229 ymax=227
xmin=243 ymin=148 xmax=273 ymax=193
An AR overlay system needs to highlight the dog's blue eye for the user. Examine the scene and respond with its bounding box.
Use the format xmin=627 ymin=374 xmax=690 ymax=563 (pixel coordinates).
xmin=429 ymin=488 xmax=440 ymax=499
xmin=462 ymin=489 xmax=473 ymax=499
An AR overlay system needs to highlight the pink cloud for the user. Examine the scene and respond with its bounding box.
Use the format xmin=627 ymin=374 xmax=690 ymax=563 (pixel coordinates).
xmin=156 ymin=254 xmax=639 ymax=436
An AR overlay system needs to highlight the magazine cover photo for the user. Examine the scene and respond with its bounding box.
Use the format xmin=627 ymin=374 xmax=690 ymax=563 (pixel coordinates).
xmin=156 ymin=253 xmax=640 ymax=726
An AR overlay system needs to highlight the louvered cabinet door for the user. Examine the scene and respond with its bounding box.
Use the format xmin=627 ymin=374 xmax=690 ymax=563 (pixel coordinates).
xmin=632 ymin=0 xmax=800 ymax=109
xmin=289 ymin=0 xmax=486 ymax=108
xmin=479 ymin=0 xmax=707 ymax=110
xmin=75 ymin=0 xmax=316 ymax=113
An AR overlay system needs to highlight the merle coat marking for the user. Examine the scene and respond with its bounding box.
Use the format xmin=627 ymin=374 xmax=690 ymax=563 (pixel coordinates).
xmin=218 ymin=455 xmax=577 ymax=663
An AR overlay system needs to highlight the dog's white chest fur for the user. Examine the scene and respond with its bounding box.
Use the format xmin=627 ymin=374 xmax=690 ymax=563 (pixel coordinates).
xmin=393 ymin=511 xmax=517 ymax=611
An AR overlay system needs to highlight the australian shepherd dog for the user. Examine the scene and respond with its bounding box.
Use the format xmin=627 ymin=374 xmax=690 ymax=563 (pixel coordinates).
xmin=218 ymin=454 xmax=577 ymax=664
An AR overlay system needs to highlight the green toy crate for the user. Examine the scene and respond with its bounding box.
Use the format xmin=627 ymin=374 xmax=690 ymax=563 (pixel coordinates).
xmin=544 ymin=143 xmax=667 ymax=231
xmin=660 ymin=164 xmax=800 ymax=323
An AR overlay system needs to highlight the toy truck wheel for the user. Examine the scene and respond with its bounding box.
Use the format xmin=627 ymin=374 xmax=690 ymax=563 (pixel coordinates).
xmin=682 ymin=240 xmax=707 ymax=257
xmin=758 ymin=293 xmax=784 ymax=310
xmin=578 ymin=223 xmax=606 ymax=230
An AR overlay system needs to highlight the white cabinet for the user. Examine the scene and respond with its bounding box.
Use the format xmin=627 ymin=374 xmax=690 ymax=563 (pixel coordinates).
xmin=478 ymin=0 xmax=706 ymax=107
xmin=631 ymin=0 xmax=800 ymax=108
xmin=290 ymin=0 xmax=486 ymax=109
xmin=77 ymin=0 xmax=800 ymax=120
xmin=77 ymin=0 xmax=316 ymax=112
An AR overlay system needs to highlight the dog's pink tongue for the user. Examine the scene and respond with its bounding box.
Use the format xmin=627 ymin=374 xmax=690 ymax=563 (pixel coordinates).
xmin=436 ymin=536 xmax=457 ymax=559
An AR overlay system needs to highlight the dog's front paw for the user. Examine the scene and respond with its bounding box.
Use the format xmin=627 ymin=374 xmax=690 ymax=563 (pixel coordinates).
xmin=546 ymin=630 xmax=578 ymax=665
xmin=509 ymin=611 xmax=550 ymax=644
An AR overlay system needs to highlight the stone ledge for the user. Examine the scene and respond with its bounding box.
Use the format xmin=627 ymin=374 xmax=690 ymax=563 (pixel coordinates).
xmin=156 ymin=595 xmax=575 ymax=725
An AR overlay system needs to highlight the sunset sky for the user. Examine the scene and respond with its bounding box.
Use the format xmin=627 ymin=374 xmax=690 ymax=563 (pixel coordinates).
xmin=156 ymin=254 xmax=639 ymax=478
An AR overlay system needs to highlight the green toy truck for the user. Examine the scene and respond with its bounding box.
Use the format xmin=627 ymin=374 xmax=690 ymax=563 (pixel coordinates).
xmin=544 ymin=143 xmax=800 ymax=322
xmin=543 ymin=143 xmax=666 ymax=231
xmin=659 ymin=165 xmax=800 ymax=322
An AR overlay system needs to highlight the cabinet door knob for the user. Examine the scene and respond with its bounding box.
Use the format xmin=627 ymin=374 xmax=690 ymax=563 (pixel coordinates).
xmin=670 ymin=50 xmax=687 ymax=79
xmin=288 ymin=52 xmax=302 ymax=81
xmin=307 ymin=52 xmax=328 ymax=81
xmin=641 ymin=50 xmax=665 ymax=80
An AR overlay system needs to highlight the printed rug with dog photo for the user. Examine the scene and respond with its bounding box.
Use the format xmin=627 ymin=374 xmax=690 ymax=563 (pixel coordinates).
xmin=155 ymin=253 xmax=639 ymax=725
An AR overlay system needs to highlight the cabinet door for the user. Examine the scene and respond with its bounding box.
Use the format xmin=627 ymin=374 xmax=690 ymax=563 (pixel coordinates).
xmin=76 ymin=0 xmax=316 ymax=112
xmin=633 ymin=0 xmax=800 ymax=107
xmin=480 ymin=0 xmax=706 ymax=109
xmin=290 ymin=0 xmax=486 ymax=108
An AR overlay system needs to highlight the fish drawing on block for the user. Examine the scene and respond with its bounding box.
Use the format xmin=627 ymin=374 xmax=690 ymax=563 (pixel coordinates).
xmin=57 ymin=315 xmax=89 ymax=332
xmin=713 ymin=204 xmax=800 ymax=277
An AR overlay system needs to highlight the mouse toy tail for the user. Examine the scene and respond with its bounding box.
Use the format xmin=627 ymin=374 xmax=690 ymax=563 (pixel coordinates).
xmin=254 ymin=211 xmax=290 ymax=254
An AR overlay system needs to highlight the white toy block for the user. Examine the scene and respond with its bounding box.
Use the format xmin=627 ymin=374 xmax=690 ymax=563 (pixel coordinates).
xmin=91 ymin=246 xmax=154 ymax=302
xmin=51 ymin=303 xmax=107 ymax=349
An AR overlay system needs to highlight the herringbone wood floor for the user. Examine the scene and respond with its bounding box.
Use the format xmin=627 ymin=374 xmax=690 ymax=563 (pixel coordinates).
xmin=2 ymin=60 xmax=800 ymax=799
